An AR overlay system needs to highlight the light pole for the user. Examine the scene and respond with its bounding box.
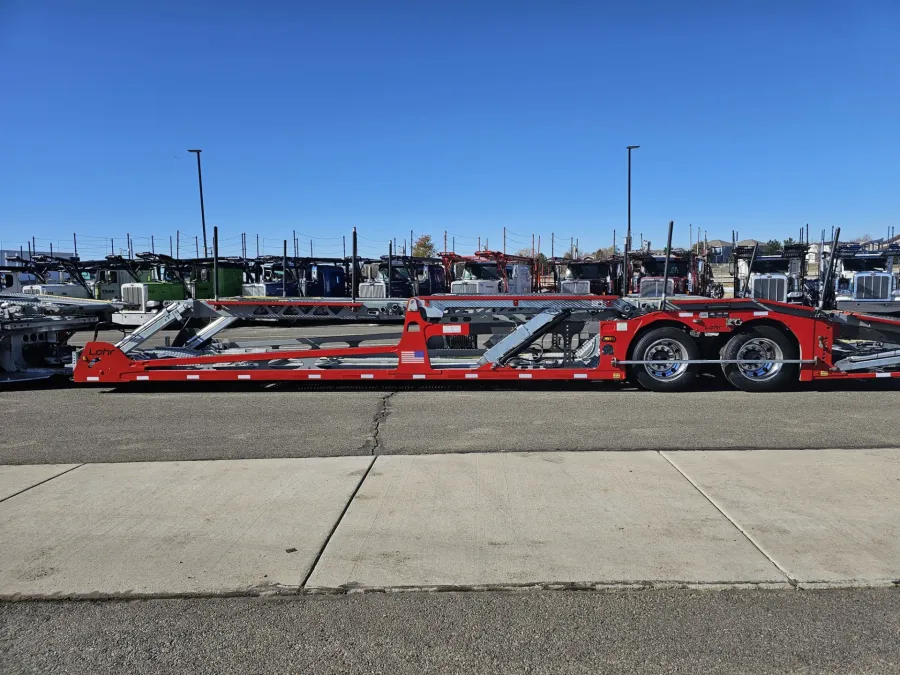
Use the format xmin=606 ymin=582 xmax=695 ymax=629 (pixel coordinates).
xmin=625 ymin=145 xmax=640 ymax=293
xmin=187 ymin=149 xmax=209 ymax=257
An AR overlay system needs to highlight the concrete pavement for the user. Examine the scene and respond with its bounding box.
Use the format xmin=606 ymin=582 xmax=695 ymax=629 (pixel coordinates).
xmin=1 ymin=448 xmax=898 ymax=599
xmin=0 ymin=458 xmax=371 ymax=597
xmin=306 ymin=452 xmax=780 ymax=589
xmin=3 ymin=385 xmax=900 ymax=464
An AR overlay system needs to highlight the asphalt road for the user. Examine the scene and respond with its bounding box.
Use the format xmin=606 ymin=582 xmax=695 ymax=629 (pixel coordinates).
xmin=1 ymin=383 xmax=898 ymax=464
xmin=2 ymin=589 xmax=898 ymax=675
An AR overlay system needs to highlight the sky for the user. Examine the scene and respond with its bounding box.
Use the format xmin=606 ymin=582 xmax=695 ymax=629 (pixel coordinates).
xmin=1 ymin=1 xmax=898 ymax=260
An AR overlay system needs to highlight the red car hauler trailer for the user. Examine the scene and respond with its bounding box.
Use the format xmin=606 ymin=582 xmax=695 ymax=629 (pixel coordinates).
xmin=74 ymin=293 xmax=900 ymax=392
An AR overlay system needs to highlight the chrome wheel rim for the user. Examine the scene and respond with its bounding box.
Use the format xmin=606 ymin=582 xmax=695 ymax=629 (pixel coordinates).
xmin=736 ymin=337 xmax=783 ymax=381
xmin=643 ymin=338 xmax=689 ymax=381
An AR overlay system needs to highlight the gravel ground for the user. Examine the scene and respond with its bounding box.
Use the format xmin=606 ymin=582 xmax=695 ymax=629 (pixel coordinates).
xmin=2 ymin=589 xmax=898 ymax=674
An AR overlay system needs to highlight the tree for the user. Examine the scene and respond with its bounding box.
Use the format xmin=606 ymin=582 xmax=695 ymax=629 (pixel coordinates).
xmin=783 ymin=237 xmax=797 ymax=248
xmin=593 ymin=246 xmax=616 ymax=259
xmin=762 ymin=239 xmax=782 ymax=255
xmin=412 ymin=234 xmax=436 ymax=257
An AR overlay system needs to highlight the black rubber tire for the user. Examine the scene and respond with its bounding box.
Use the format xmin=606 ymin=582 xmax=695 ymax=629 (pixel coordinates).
xmin=630 ymin=327 xmax=700 ymax=392
xmin=721 ymin=325 xmax=798 ymax=392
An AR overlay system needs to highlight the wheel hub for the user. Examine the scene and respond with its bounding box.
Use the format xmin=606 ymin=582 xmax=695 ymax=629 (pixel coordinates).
xmin=736 ymin=337 xmax=784 ymax=380
xmin=644 ymin=339 xmax=689 ymax=380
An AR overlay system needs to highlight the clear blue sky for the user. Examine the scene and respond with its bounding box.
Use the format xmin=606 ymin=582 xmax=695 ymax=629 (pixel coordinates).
xmin=1 ymin=1 xmax=897 ymax=259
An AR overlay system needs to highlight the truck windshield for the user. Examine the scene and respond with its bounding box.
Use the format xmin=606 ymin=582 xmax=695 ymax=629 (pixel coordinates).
xmin=565 ymin=263 xmax=608 ymax=280
xmin=462 ymin=263 xmax=500 ymax=280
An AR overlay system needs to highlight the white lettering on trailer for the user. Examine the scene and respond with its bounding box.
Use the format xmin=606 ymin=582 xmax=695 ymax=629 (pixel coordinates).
xmin=187 ymin=375 xmax=200 ymax=380
xmin=136 ymin=375 xmax=149 ymax=381
xmin=678 ymin=312 xmax=693 ymax=318
xmin=573 ymin=373 xmax=588 ymax=379
xmin=308 ymin=374 xmax=321 ymax=379
xmin=518 ymin=373 xmax=533 ymax=379
xmin=86 ymin=376 xmax=99 ymax=382
xmin=442 ymin=325 xmax=462 ymax=334
xmin=237 ymin=374 xmax=251 ymax=380
xmin=412 ymin=374 xmax=426 ymax=379
xmin=616 ymin=322 xmax=628 ymax=332
xmin=754 ymin=311 xmax=770 ymax=316
xmin=465 ymin=373 xmax=479 ymax=379
xmin=875 ymin=372 xmax=891 ymax=378
xmin=360 ymin=374 xmax=374 ymax=379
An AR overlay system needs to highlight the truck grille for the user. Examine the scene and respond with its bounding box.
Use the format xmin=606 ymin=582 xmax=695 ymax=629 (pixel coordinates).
xmin=854 ymin=274 xmax=891 ymax=300
xmin=451 ymin=281 xmax=500 ymax=295
xmin=358 ymin=281 xmax=387 ymax=298
xmin=639 ymin=278 xmax=674 ymax=298
xmin=121 ymin=284 xmax=145 ymax=307
xmin=560 ymin=280 xmax=591 ymax=295
xmin=751 ymin=275 xmax=787 ymax=302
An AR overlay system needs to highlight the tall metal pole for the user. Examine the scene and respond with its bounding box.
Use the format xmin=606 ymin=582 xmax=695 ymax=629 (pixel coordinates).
xmin=176 ymin=231 xmax=180 ymax=259
xmin=187 ymin=149 xmax=209 ymax=257
xmin=212 ymin=226 xmax=219 ymax=300
xmin=151 ymin=235 xmax=155 ymax=254
xmin=343 ymin=235 xmax=346 ymax=258
xmin=351 ymin=227 xmax=358 ymax=301
xmin=283 ymin=239 xmax=288 ymax=298
xmin=410 ymin=229 xmax=414 ymax=255
xmin=444 ymin=230 xmax=448 ymax=252
xmin=195 ymin=236 xmax=199 ymax=257
xmin=387 ymin=240 xmax=393 ymax=298
xmin=73 ymin=233 xmax=78 ymax=259
xmin=310 ymin=240 xmax=313 ymax=257
xmin=626 ymin=145 xmax=640 ymax=294
xmin=659 ymin=220 xmax=674 ymax=310
xmin=503 ymin=227 xmax=506 ymax=254
xmin=551 ymin=233 xmax=555 ymax=258
xmin=169 ymin=236 xmax=173 ymax=256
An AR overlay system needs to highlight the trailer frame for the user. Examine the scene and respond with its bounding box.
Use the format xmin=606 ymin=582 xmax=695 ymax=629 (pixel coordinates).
xmin=73 ymin=294 xmax=900 ymax=391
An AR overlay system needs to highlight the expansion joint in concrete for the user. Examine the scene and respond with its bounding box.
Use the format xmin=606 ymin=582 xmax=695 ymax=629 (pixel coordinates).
xmin=658 ymin=451 xmax=798 ymax=587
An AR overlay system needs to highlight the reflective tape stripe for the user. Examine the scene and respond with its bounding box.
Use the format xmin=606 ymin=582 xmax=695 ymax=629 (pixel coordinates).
xmin=518 ymin=373 xmax=533 ymax=379
xmin=360 ymin=374 xmax=374 ymax=379
xmin=573 ymin=373 xmax=588 ymax=379
xmin=136 ymin=375 xmax=149 ymax=381
xmin=187 ymin=375 xmax=200 ymax=380
xmin=237 ymin=374 xmax=251 ymax=380
xmin=464 ymin=373 xmax=479 ymax=379
xmin=412 ymin=374 xmax=426 ymax=379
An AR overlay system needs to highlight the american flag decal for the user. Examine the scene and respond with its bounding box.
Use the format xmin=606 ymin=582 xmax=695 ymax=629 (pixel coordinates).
xmin=401 ymin=350 xmax=425 ymax=364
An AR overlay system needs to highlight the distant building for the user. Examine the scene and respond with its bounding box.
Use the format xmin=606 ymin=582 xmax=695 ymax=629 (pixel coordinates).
xmin=706 ymin=239 xmax=733 ymax=263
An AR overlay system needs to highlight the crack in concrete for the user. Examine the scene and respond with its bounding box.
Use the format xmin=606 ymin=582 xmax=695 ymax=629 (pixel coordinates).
xmin=362 ymin=392 xmax=396 ymax=455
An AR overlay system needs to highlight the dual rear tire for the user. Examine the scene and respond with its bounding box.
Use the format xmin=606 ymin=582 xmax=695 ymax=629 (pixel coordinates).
xmin=629 ymin=325 xmax=798 ymax=392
